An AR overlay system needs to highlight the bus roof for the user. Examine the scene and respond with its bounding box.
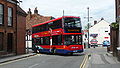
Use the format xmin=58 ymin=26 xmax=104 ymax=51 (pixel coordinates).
xmin=32 ymin=16 xmax=80 ymax=27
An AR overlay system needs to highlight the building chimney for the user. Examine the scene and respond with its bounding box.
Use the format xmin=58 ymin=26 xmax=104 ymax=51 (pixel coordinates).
xmin=27 ymin=8 xmax=32 ymax=14
xmin=101 ymin=17 xmax=104 ymax=20
xmin=94 ymin=20 xmax=97 ymax=25
xmin=27 ymin=8 xmax=32 ymax=20
xmin=34 ymin=7 xmax=38 ymax=14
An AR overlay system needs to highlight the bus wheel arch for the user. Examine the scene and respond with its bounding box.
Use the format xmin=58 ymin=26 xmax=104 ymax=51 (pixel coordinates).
xmin=51 ymin=47 xmax=56 ymax=54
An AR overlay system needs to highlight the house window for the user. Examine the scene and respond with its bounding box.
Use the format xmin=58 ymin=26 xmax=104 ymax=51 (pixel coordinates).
xmin=8 ymin=7 xmax=13 ymax=26
xmin=0 ymin=32 xmax=3 ymax=51
xmin=0 ymin=4 xmax=3 ymax=25
xmin=105 ymin=31 xmax=108 ymax=32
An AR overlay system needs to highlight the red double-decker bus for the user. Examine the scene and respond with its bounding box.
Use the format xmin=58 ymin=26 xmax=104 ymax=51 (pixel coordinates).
xmin=32 ymin=16 xmax=83 ymax=55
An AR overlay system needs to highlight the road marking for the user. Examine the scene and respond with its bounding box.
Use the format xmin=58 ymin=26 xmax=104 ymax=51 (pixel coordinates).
xmin=80 ymin=54 xmax=89 ymax=68
xmin=28 ymin=64 xmax=39 ymax=68
xmin=0 ymin=54 xmax=37 ymax=66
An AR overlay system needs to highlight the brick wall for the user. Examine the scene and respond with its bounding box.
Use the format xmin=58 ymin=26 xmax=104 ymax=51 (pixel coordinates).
xmin=0 ymin=0 xmax=17 ymax=56
xmin=17 ymin=15 xmax=26 ymax=54
xmin=0 ymin=0 xmax=27 ymax=56
xmin=17 ymin=6 xmax=26 ymax=54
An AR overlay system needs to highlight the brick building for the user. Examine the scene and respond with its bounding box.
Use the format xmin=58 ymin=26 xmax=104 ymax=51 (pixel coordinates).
xmin=17 ymin=5 xmax=27 ymax=55
xmin=0 ymin=0 xmax=26 ymax=57
xmin=26 ymin=7 xmax=54 ymax=49
xmin=26 ymin=7 xmax=54 ymax=30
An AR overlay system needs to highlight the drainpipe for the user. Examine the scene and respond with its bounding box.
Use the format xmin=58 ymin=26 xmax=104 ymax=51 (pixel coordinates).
xmin=16 ymin=1 xmax=18 ymax=55
xmin=15 ymin=0 xmax=22 ymax=55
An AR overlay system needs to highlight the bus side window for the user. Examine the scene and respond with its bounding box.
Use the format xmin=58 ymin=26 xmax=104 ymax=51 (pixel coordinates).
xmin=42 ymin=37 xmax=50 ymax=45
xmin=58 ymin=35 xmax=62 ymax=45
xmin=36 ymin=38 xmax=40 ymax=45
xmin=48 ymin=22 xmax=53 ymax=29
xmin=52 ymin=35 xmax=62 ymax=45
xmin=79 ymin=35 xmax=82 ymax=45
xmin=52 ymin=20 xmax=62 ymax=29
xmin=41 ymin=37 xmax=43 ymax=45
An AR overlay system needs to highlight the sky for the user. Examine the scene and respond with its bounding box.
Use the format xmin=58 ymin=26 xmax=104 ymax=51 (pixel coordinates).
xmin=19 ymin=0 xmax=115 ymax=28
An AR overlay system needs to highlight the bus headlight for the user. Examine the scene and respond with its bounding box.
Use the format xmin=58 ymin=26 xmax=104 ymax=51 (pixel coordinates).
xmin=71 ymin=47 xmax=78 ymax=49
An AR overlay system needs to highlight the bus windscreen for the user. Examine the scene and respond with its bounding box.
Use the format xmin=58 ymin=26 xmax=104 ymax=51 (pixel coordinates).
xmin=64 ymin=35 xmax=82 ymax=45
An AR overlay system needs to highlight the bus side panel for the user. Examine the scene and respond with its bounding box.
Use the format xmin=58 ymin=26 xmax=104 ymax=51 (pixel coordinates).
xmin=36 ymin=45 xmax=84 ymax=54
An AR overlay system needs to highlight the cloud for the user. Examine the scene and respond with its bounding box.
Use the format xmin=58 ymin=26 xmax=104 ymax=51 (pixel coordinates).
xmin=19 ymin=0 xmax=115 ymax=28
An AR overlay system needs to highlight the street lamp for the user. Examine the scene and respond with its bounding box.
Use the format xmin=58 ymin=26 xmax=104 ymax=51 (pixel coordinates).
xmin=84 ymin=7 xmax=92 ymax=48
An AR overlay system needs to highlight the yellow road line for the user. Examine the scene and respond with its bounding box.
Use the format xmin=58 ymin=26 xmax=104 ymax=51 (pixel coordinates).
xmin=0 ymin=54 xmax=37 ymax=66
xmin=80 ymin=54 xmax=89 ymax=68
xmin=82 ymin=54 xmax=88 ymax=68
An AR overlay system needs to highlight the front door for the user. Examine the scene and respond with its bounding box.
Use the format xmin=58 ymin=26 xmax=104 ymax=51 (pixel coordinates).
xmin=0 ymin=32 xmax=3 ymax=51
xmin=7 ymin=33 xmax=13 ymax=52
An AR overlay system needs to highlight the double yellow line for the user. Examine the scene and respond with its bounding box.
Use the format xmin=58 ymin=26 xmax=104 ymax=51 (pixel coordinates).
xmin=80 ymin=54 xmax=89 ymax=68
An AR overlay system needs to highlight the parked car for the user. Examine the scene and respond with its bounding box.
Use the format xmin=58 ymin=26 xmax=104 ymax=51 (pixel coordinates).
xmin=102 ymin=40 xmax=110 ymax=47
xmin=90 ymin=39 xmax=98 ymax=47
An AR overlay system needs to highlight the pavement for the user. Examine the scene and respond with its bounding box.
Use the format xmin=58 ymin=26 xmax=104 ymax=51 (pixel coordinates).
xmin=85 ymin=47 xmax=120 ymax=68
xmin=0 ymin=53 xmax=37 ymax=64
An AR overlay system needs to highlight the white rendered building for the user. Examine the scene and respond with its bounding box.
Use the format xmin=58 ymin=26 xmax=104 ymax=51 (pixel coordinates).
xmin=89 ymin=18 xmax=110 ymax=45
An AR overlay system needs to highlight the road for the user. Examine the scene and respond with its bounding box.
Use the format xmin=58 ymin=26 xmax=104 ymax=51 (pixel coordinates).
xmin=0 ymin=53 xmax=85 ymax=68
xmin=85 ymin=47 xmax=120 ymax=68
xmin=1 ymin=47 xmax=119 ymax=68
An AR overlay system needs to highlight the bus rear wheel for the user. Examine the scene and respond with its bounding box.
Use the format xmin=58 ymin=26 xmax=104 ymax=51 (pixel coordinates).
xmin=51 ymin=48 xmax=56 ymax=54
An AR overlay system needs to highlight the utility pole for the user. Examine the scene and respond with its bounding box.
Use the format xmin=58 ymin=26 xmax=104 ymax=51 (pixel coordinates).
xmin=62 ymin=10 xmax=64 ymax=29
xmin=62 ymin=10 xmax=64 ymax=45
xmin=84 ymin=7 xmax=92 ymax=48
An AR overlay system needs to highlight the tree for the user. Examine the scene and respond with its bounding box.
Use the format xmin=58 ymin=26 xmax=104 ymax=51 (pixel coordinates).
xmin=84 ymin=23 xmax=92 ymax=30
xmin=110 ymin=22 xmax=119 ymax=29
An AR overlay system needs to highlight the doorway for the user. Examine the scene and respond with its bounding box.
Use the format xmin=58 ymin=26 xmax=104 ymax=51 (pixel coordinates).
xmin=7 ymin=33 xmax=13 ymax=52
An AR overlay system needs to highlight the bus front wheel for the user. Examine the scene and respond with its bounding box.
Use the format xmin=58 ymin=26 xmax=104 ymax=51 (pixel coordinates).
xmin=68 ymin=53 xmax=73 ymax=55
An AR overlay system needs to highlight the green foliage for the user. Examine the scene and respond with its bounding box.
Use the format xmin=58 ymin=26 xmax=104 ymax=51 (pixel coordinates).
xmin=111 ymin=22 xmax=119 ymax=29
xmin=84 ymin=23 xmax=92 ymax=29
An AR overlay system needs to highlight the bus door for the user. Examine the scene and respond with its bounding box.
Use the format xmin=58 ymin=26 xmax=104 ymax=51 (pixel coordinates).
xmin=50 ymin=36 xmax=52 ymax=52
xmin=50 ymin=35 xmax=62 ymax=52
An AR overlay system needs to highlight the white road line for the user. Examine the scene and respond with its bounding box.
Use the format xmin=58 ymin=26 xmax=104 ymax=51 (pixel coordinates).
xmin=28 ymin=64 xmax=39 ymax=68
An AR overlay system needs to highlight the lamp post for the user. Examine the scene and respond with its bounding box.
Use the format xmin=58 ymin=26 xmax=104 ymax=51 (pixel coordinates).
xmin=84 ymin=7 xmax=92 ymax=48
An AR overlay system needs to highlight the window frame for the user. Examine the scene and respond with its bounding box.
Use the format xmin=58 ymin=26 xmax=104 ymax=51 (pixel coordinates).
xmin=52 ymin=35 xmax=62 ymax=45
xmin=64 ymin=35 xmax=82 ymax=45
xmin=64 ymin=17 xmax=81 ymax=28
xmin=49 ymin=19 xmax=62 ymax=29
xmin=32 ymin=24 xmax=49 ymax=33
xmin=0 ymin=4 xmax=4 ymax=26
xmin=43 ymin=36 xmax=50 ymax=45
xmin=8 ymin=7 xmax=13 ymax=27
